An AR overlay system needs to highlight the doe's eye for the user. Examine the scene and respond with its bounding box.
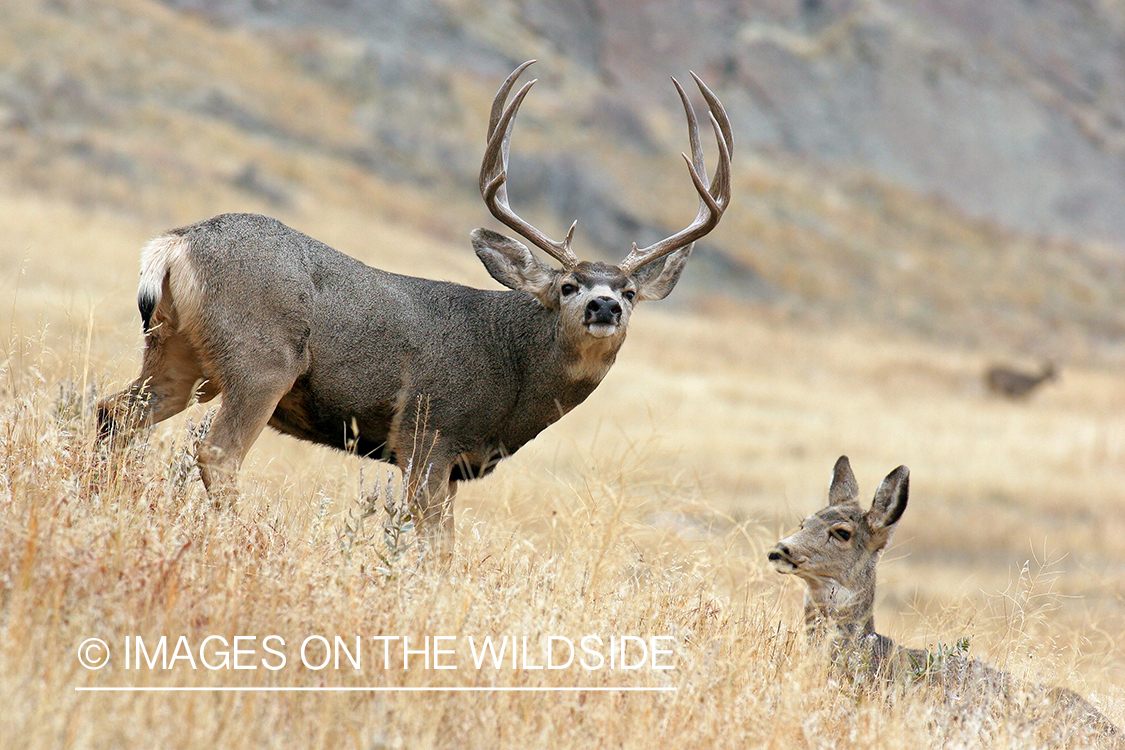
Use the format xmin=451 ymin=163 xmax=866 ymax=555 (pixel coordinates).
xmin=622 ymin=290 xmax=636 ymax=302
xmin=830 ymin=528 xmax=852 ymax=543
xmin=561 ymin=283 xmax=578 ymax=296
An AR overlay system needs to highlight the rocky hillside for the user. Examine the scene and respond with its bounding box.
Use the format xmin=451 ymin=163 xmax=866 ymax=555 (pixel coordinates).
xmin=170 ymin=0 xmax=1125 ymax=245
xmin=4 ymin=0 xmax=1125 ymax=363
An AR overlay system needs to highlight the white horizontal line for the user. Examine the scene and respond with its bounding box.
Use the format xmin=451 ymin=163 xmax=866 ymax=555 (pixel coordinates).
xmin=76 ymin=686 xmax=676 ymax=693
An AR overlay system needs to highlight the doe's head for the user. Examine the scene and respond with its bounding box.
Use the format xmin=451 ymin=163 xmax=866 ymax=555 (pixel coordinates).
xmin=768 ymin=456 xmax=909 ymax=606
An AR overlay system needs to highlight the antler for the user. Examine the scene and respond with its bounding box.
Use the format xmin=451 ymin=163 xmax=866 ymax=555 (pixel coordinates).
xmin=618 ymin=72 xmax=733 ymax=275
xmin=480 ymin=60 xmax=580 ymax=269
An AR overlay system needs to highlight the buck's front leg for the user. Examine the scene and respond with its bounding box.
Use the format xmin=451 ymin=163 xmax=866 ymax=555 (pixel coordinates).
xmin=402 ymin=454 xmax=457 ymax=560
xmin=417 ymin=474 xmax=457 ymax=561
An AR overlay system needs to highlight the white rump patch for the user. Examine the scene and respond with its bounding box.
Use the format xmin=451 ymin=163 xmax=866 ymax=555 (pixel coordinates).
xmin=138 ymin=234 xmax=202 ymax=328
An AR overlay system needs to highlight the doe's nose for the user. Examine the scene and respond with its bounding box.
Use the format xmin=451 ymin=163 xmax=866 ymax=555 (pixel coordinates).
xmin=767 ymin=544 xmax=790 ymax=563
xmin=585 ymin=296 xmax=622 ymax=325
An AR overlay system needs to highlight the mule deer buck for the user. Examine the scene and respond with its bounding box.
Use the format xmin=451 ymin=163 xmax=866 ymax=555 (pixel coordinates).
xmin=96 ymin=61 xmax=732 ymax=551
xmin=986 ymin=361 xmax=1057 ymax=399
xmin=769 ymin=456 xmax=1121 ymax=747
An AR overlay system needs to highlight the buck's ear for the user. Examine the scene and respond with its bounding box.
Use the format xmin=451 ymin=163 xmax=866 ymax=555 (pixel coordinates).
xmin=869 ymin=465 xmax=909 ymax=534
xmin=472 ymin=229 xmax=557 ymax=305
xmin=632 ymin=244 xmax=693 ymax=301
xmin=829 ymin=455 xmax=859 ymax=505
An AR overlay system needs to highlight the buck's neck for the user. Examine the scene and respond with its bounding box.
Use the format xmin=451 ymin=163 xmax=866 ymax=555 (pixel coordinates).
xmin=506 ymin=294 xmax=625 ymax=389
xmin=488 ymin=294 xmax=622 ymax=429
xmin=560 ymin=328 xmax=623 ymax=385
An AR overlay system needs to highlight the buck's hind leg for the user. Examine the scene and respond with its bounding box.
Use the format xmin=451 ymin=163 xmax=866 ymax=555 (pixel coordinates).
xmin=196 ymin=368 xmax=298 ymax=510
xmin=97 ymin=328 xmax=215 ymax=449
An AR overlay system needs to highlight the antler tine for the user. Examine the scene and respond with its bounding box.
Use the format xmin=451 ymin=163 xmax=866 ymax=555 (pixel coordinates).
xmin=479 ymin=60 xmax=580 ymax=269
xmin=691 ymin=71 xmax=734 ymax=174
xmin=675 ymin=76 xmax=707 ymax=187
xmin=619 ymin=72 xmax=733 ymax=275
xmin=480 ymin=78 xmax=536 ymax=200
xmin=488 ymin=59 xmax=537 ymax=142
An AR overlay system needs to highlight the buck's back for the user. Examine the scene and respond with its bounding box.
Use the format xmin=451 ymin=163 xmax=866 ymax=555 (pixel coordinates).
xmin=176 ymin=213 xmax=587 ymax=463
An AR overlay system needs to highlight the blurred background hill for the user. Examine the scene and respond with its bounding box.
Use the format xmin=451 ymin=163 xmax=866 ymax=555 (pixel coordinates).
xmin=4 ymin=0 xmax=1125 ymax=363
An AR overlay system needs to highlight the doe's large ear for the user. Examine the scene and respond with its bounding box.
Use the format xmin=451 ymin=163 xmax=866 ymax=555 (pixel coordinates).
xmin=472 ymin=228 xmax=557 ymax=306
xmin=633 ymin=244 xmax=693 ymax=302
xmin=829 ymin=455 xmax=859 ymax=505
xmin=869 ymin=465 xmax=909 ymax=533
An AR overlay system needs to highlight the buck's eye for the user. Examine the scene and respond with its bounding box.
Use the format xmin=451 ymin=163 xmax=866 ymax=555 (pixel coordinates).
xmin=561 ymin=283 xmax=578 ymax=296
xmin=830 ymin=528 xmax=852 ymax=542
xmin=622 ymin=290 xmax=636 ymax=302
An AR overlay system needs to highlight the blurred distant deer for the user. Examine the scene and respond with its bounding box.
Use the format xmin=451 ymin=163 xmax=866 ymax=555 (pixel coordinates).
xmin=769 ymin=456 xmax=1122 ymax=748
xmin=96 ymin=61 xmax=732 ymax=552
xmin=986 ymin=361 xmax=1056 ymax=399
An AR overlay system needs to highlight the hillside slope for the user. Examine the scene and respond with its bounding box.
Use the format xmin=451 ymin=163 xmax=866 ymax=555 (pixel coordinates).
xmin=4 ymin=0 xmax=1125 ymax=365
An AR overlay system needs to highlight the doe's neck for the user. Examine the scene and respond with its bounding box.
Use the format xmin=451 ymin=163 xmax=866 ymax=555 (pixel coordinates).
xmin=802 ymin=574 xmax=879 ymax=649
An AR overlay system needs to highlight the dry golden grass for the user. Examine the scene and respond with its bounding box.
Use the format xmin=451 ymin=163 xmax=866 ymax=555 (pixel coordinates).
xmin=1 ymin=3 xmax=1123 ymax=744
xmin=2 ymin=187 xmax=1123 ymax=747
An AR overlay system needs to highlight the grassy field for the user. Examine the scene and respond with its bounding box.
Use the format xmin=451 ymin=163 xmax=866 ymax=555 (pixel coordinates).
xmin=1 ymin=2 xmax=1123 ymax=745
xmin=1 ymin=183 xmax=1123 ymax=748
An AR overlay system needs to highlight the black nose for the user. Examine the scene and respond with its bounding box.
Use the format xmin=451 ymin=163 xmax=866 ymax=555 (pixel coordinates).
xmin=768 ymin=544 xmax=789 ymax=563
xmin=585 ymin=296 xmax=622 ymax=325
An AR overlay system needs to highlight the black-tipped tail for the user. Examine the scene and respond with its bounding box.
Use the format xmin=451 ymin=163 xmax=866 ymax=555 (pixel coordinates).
xmin=138 ymin=291 xmax=157 ymax=332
